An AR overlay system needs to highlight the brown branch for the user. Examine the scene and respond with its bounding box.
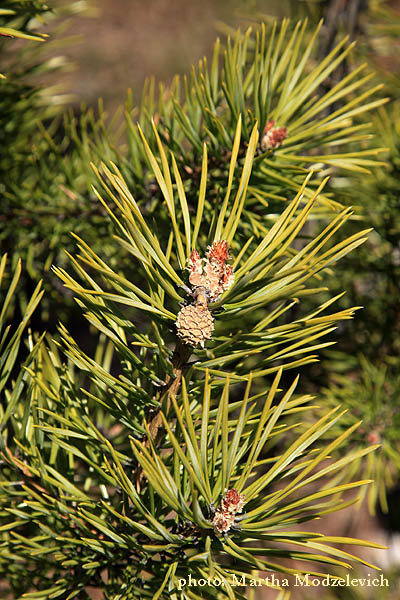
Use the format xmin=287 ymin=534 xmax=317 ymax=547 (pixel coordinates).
xmin=135 ymin=339 xmax=192 ymax=490
xmin=147 ymin=339 xmax=192 ymax=444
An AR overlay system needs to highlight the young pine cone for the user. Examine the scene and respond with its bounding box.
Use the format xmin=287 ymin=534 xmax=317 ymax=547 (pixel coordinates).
xmin=176 ymin=303 xmax=214 ymax=347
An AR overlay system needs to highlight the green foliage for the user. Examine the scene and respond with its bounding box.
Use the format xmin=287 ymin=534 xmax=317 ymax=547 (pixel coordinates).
xmin=0 ymin=124 xmax=383 ymax=597
xmin=1 ymin=17 xmax=388 ymax=325
xmin=52 ymin=123 xmax=371 ymax=385
xmin=0 ymin=0 xmax=97 ymax=321
xmin=265 ymin=0 xmax=400 ymax=99
xmin=316 ymin=356 xmax=400 ymax=515
xmin=0 ymin=366 xmax=382 ymax=599
xmin=119 ymin=19 xmax=388 ymax=228
xmin=0 ymin=1 xmax=49 ymax=43
xmin=134 ymin=20 xmax=386 ymax=170
xmin=290 ymin=101 xmax=400 ymax=522
xmin=1 ymin=3 xmax=398 ymax=598
xmin=322 ymin=103 xmax=400 ymax=358
xmin=0 ymin=254 xmax=43 ymax=428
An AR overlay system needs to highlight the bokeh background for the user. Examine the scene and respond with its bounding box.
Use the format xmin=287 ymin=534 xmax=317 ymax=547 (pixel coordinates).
xmin=49 ymin=0 xmax=400 ymax=112
xmin=50 ymin=0 xmax=308 ymax=111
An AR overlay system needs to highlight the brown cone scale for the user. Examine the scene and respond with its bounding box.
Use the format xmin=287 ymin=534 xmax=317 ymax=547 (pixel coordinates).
xmin=176 ymin=304 xmax=214 ymax=347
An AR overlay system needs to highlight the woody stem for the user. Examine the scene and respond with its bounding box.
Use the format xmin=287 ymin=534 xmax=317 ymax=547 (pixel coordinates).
xmin=148 ymin=339 xmax=192 ymax=445
xmin=135 ymin=339 xmax=191 ymax=490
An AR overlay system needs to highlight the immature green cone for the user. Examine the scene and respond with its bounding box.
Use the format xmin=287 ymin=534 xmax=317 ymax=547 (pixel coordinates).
xmin=176 ymin=303 xmax=214 ymax=347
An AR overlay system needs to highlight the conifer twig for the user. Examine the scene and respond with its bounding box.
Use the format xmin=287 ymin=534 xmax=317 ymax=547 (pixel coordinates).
xmin=148 ymin=339 xmax=192 ymax=444
xmin=135 ymin=339 xmax=191 ymax=490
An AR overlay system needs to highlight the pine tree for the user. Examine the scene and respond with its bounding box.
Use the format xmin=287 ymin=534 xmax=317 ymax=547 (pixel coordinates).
xmin=1 ymin=3 xmax=397 ymax=599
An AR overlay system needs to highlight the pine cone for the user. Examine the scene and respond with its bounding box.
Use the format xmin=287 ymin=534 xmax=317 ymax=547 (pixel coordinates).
xmin=176 ymin=304 xmax=214 ymax=347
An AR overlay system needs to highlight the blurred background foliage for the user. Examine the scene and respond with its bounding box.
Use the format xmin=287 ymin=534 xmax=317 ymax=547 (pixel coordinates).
xmin=2 ymin=0 xmax=400 ymax=598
